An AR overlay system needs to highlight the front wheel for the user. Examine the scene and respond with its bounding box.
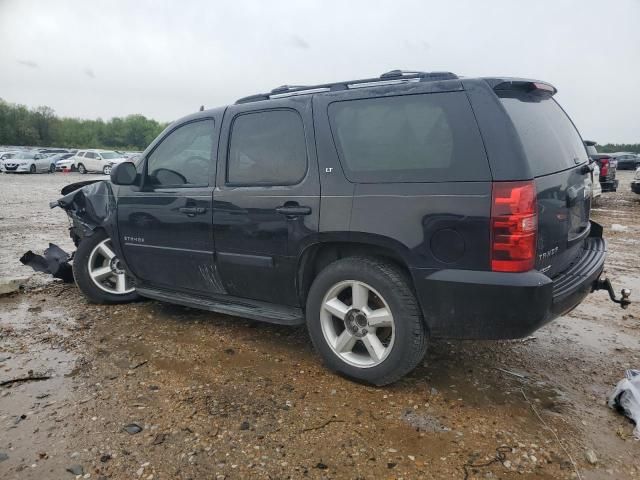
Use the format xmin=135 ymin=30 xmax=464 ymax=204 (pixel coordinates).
xmin=29 ymin=164 xmax=36 ymax=174
xmin=49 ymin=164 xmax=56 ymax=173
xmin=306 ymin=257 xmax=427 ymax=386
xmin=73 ymin=230 xmax=139 ymax=304
xmin=103 ymin=165 xmax=112 ymax=175
xmin=77 ymin=163 xmax=87 ymax=174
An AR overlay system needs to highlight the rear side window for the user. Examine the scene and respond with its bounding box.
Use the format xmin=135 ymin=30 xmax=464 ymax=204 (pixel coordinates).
xmin=498 ymin=94 xmax=588 ymax=176
xmin=327 ymin=92 xmax=489 ymax=183
xmin=227 ymin=109 xmax=307 ymax=185
xmin=85 ymin=152 xmax=96 ymax=159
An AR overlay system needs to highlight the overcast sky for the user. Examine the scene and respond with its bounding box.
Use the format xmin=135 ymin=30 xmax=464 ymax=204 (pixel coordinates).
xmin=1 ymin=0 xmax=639 ymax=143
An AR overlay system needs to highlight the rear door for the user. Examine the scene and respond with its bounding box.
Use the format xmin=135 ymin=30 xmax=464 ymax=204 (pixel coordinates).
xmin=213 ymin=97 xmax=320 ymax=306
xmin=497 ymin=91 xmax=591 ymax=277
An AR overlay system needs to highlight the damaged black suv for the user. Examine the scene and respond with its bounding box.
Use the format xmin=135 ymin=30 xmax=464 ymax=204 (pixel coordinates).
xmin=52 ymin=70 xmax=630 ymax=385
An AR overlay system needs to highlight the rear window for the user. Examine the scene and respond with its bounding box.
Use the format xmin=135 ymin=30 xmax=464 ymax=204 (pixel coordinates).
xmin=328 ymin=92 xmax=490 ymax=183
xmin=498 ymin=94 xmax=588 ymax=176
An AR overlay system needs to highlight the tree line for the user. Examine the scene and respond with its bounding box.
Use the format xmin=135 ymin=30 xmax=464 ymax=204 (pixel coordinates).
xmin=0 ymin=98 xmax=167 ymax=151
xmin=596 ymin=143 xmax=640 ymax=154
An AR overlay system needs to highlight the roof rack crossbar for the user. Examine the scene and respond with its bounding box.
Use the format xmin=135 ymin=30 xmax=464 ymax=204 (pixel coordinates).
xmin=235 ymin=70 xmax=458 ymax=104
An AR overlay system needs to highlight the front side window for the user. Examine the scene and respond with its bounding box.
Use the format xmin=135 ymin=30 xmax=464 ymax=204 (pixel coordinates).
xmin=328 ymin=92 xmax=489 ymax=183
xmin=227 ymin=109 xmax=307 ymax=185
xmin=146 ymin=119 xmax=215 ymax=187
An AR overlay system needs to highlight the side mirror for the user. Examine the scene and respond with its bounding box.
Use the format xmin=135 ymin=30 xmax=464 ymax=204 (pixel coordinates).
xmin=110 ymin=161 xmax=137 ymax=185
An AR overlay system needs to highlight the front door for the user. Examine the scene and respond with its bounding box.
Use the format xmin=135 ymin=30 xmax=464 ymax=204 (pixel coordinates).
xmin=118 ymin=117 xmax=222 ymax=294
xmin=213 ymin=98 xmax=320 ymax=306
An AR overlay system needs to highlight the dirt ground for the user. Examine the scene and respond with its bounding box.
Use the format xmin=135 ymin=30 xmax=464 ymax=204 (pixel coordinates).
xmin=0 ymin=170 xmax=639 ymax=480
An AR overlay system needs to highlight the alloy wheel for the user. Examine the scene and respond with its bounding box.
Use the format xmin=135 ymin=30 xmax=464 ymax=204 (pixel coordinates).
xmin=320 ymin=280 xmax=395 ymax=368
xmin=87 ymin=239 xmax=135 ymax=295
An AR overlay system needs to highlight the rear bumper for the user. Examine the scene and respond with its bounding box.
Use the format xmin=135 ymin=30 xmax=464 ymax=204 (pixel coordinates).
xmin=600 ymin=179 xmax=618 ymax=192
xmin=414 ymin=236 xmax=606 ymax=340
xmin=631 ymin=181 xmax=640 ymax=194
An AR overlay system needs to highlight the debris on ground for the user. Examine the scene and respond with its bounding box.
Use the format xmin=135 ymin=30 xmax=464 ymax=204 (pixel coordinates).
xmin=608 ymin=369 xmax=640 ymax=439
xmin=19 ymin=243 xmax=74 ymax=282
xmin=0 ymin=277 xmax=29 ymax=295
xmin=123 ymin=423 xmax=143 ymax=435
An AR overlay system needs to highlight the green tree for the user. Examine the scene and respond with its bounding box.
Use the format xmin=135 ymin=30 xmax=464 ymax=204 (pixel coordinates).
xmin=0 ymin=98 xmax=167 ymax=150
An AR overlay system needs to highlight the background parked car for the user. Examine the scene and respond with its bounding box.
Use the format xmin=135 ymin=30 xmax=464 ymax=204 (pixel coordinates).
xmin=611 ymin=152 xmax=640 ymax=170
xmin=632 ymin=167 xmax=640 ymax=195
xmin=73 ymin=149 xmax=128 ymax=174
xmin=38 ymin=148 xmax=69 ymax=155
xmin=592 ymin=162 xmax=602 ymax=204
xmin=584 ymin=140 xmax=618 ymax=192
xmin=0 ymin=150 xmax=20 ymax=161
xmin=50 ymin=152 xmax=76 ymax=171
xmin=2 ymin=151 xmax=55 ymax=173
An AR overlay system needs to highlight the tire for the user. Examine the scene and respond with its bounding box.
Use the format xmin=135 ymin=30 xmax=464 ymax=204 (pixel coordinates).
xmin=29 ymin=164 xmax=36 ymax=174
xmin=49 ymin=164 xmax=56 ymax=173
xmin=71 ymin=165 xmax=77 ymax=172
xmin=73 ymin=230 xmax=139 ymax=304
xmin=77 ymin=163 xmax=86 ymax=174
xmin=306 ymin=257 xmax=427 ymax=386
xmin=103 ymin=165 xmax=112 ymax=175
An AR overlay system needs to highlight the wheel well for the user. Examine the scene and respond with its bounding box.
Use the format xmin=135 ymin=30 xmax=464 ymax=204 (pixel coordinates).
xmin=297 ymin=242 xmax=412 ymax=305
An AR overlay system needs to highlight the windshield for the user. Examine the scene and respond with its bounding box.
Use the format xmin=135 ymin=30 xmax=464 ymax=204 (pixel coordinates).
xmin=100 ymin=152 xmax=122 ymax=159
xmin=17 ymin=152 xmax=36 ymax=159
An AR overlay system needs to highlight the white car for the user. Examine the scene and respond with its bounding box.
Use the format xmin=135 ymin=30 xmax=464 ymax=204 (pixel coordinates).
xmin=72 ymin=149 xmax=128 ymax=175
xmin=51 ymin=153 xmax=76 ymax=171
xmin=2 ymin=151 xmax=56 ymax=173
xmin=592 ymin=162 xmax=602 ymax=203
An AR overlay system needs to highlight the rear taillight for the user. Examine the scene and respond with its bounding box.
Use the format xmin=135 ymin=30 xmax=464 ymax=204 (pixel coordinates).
xmin=600 ymin=158 xmax=609 ymax=177
xmin=491 ymin=181 xmax=537 ymax=273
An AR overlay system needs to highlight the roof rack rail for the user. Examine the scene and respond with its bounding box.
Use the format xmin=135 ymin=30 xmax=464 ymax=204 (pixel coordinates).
xmin=235 ymin=70 xmax=458 ymax=104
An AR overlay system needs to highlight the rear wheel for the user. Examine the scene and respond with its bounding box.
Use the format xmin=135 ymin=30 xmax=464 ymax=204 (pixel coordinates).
xmin=306 ymin=257 xmax=427 ymax=386
xmin=49 ymin=163 xmax=56 ymax=173
xmin=73 ymin=230 xmax=139 ymax=304
xmin=29 ymin=164 xmax=36 ymax=174
xmin=103 ymin=165 xmax=112 ymax=175
xmin=77 ymin=163 xmax=86 ymax=174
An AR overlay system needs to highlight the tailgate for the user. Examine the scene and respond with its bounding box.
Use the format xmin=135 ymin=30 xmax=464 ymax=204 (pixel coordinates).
xmin=497 ymin=88 xmax=591 ymax=277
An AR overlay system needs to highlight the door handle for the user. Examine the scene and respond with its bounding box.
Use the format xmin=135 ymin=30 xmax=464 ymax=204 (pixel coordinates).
xmin=179 ymin=207 xmax=207 ymax=216
xmin=275 ymin=204 xmax=312 ymax=217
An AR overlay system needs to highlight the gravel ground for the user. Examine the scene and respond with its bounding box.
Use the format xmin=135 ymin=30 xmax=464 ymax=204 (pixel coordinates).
xmin=0 ymin=170 xmax=639 ymax=480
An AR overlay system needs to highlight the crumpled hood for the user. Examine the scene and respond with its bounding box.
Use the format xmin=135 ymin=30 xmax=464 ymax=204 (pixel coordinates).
xmin=50 ymin=180 xmax=117 ymax=240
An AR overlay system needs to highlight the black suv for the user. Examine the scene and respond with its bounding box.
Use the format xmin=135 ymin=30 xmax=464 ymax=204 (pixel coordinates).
xmin=53 ymin=70 xmax=629 ymax=385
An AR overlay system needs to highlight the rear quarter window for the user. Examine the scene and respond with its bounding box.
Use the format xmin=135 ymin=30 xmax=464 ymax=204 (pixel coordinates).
xmin=498 ymin=94 xmax=588 ymax=176
xmin=328 ymin=92 xmax=490 ymax=183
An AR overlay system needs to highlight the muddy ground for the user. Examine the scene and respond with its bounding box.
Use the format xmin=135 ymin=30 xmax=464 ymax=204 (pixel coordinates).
xmin=0 ymin=171 xmax=639 ymax=480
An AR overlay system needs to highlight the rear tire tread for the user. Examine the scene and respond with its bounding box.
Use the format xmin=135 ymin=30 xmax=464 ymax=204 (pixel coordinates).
xmin=306 ymin=256 xmax=427 ymax=386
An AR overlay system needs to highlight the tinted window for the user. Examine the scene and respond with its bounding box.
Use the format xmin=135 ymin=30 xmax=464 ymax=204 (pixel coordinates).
xmin=498 ymin=94 xmax=588 ymax=176
xmin=147 ymin=119 xmax=214 ymax=187
xmin=328 ymin=92 xmax=489 ymax=183
xmin=227 ymin=110 xmax=307 ymax=185
xmin=85 ymin=152 xmax=96 ymax=159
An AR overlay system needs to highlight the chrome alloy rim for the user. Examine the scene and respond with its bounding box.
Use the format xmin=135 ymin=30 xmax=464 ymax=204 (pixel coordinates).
xmin=87 ymin=239 xmax=135 ymax=294
xmin=320 ymin=280 xmax=395 ymax=368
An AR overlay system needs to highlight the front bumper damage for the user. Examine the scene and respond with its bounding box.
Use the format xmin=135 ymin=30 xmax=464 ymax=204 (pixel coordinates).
xmin=49 ymin=179 xmax=116 ymax=245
